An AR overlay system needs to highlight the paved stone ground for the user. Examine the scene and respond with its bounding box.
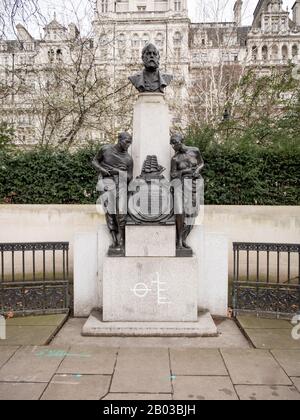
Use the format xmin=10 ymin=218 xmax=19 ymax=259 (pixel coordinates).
xmin=0 ymin=315 xmax=68 ymax=346
xmin=0 ymin=315 xmax=299 ymax=400
xmin=236 ymin=316 xmax=300 ymax=350
xmin=51 ymin=317 xmax=251 ymax=349
xmin=0 ymin=345 xmax=300 ymax=400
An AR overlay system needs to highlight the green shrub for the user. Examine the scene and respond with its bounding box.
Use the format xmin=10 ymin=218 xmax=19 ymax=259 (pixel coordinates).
xmin=0 ymin=142 xmax=299 ymax=205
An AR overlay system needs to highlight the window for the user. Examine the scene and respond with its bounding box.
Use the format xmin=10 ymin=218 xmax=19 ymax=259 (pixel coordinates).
xmin=264 ymin=17 xmax=270 ymax=31
xmin=57 ymin=49 xmax=63 ymax=62
xmin=271 ymin=44 xmax=278 ymax=60
xmin=155 ymin=33 xmax=164 ymax=48
xmin=25 ymin=43 xmax=34 ymax=51
xmin=132 ymin=33 xmax=140 ymax=49
xmin=48 ymin=49 xmax=55 ymax=63
xmin=137 ymin=6 xmax=146 ymax=10
xmin=173 ymin=31 xmax=182 ymax=47
xmin=174 ymin=1 xmax=181 ymax=12
xmin=132 ymin=33 xmax=140 ymax=60
xmin=101 ymin=0 xmax=108 ymax=13
xmin=292 ymin=45 xmax=298 ymax=58
xmin=142 ymin=33 xmax=150 ymax=45
xmin=262 ymin=45 xmax=268 ymax=61
xmin=19 ymin=56 xmax=27 ymax=66
xmin=174 ymin=48 xmax=181 ymax=59
xmin=118 ymin=33 xmax=126 ymax=58
xmin=252 ymin=46 xmax=257 ymax=61
xmin=282 ymin=45 xmax=288 ymax=61
xmin=201 ymin=38 xmax=205 ymax=46
xmin=118 ymin=33 xmax=126 ymax=46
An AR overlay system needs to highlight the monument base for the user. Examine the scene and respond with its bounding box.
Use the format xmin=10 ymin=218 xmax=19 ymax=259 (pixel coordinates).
xmin=82 ymin=310 xmax=218 ymax=337
xmin=176 ymin=247 xmax=193 ymax=258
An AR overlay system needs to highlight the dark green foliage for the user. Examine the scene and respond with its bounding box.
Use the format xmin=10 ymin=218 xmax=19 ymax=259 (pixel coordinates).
xmin=0 ymin=141 xmax=299 ymax=205
xmin=200 ymin=146 xmax=300 ymax=205
xmin=0 ymin=145 xmax=100 ymax=204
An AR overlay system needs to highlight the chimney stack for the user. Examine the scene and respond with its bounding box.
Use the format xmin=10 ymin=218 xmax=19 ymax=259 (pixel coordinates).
xmin=234 ymin=0 xmax=243 ymax=26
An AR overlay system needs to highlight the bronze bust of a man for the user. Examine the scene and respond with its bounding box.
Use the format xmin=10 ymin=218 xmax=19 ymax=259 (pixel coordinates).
xmin=129 ymin=43 xmax=173 ymax=93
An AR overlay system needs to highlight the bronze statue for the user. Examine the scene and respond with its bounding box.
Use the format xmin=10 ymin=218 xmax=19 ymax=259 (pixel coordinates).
xmin=129 ymin=43 xmax=173 ymax=93
xmin=170 ymin=133 xmax=204 ymax=257
xmin=92 ymin=132 xmax=133 ymax=256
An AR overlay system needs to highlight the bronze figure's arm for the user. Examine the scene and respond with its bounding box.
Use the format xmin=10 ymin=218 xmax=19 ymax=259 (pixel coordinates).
xmin=193 ymin=151 xmax=205 ymax=178
xmin=92 ymin=149 xmax=111 ymax=177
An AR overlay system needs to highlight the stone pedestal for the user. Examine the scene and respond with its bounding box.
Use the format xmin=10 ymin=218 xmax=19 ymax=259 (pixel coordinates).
xmin=74 ymin=226 xmax=228 ymax=319
xmin=131 ymin=93 xmax=172 ymax=178
xmin=125 ymin=225 xmax=176 ymax=257
xmin=103 ymin=256 xmax=198 ymax=322
xmin=82 ymin=309 xmax=218 ymax=337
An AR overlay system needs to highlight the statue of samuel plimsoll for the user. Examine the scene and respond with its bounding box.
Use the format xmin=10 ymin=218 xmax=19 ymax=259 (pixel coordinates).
xmin=129 ymin=43 xmax=173 ymax=94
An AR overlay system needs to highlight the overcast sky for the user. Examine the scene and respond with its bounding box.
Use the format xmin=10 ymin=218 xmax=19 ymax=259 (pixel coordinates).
xmin=28 ymin=0 xmax=296 ymax=37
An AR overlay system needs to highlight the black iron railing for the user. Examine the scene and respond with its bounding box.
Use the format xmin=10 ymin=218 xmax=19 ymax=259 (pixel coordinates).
xmin=0 ymin=242 xmax=70 ymax=316
xmin=233 ymin=242 xmax=300 ymax=317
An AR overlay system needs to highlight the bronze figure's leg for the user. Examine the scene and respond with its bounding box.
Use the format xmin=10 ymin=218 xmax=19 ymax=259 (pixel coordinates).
xmin=176 ymin=214 xmax=185 ymax=249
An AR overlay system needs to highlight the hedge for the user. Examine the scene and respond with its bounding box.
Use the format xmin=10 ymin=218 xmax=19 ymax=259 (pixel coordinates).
xmin=0 ymin=144 xmax=299 ymax=205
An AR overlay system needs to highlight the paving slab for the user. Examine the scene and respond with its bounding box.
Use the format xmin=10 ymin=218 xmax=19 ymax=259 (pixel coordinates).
xmin=221 ymin=349 xmax=292 ymax=385
xmin=0 ymin=346 xmax=68 ymax=383
xmin=103 ymin=393 xmax=172 ymax=400
xmin=170 ymin=349 xmax=227 ymax=376
xmin=292 ymin=378 xmax=300 ymax=392
xmin=111 ymin=348 xmax=171 ymax=393
xmin=6 ymin=314 xmax=68 ymax=327
xmin=237 ymin=316 xmax=292 ymax=330
xmin=0 ymin=347 xmax=19 ymax=369
xmin=172 ymin=376 xmax=238 ymax=400
xmin=0 ymin=382 xmax=47 ymax=400
xmin=271 ymin=350 xmax=300 ymax=377
xmin=41 ymin=374 xmax=110 ymax=400
xmin=0 ymin=326 xmax=60 ymax=346
xmin=52 ymin=318 xmax=250 ymax=349
xmin=57 ymin=346 xmax=118 ymax=375
xmin=244 ymin=329 xmax=300 ymax=350
xmin=235 ymin=385 xmax=300 ymax=400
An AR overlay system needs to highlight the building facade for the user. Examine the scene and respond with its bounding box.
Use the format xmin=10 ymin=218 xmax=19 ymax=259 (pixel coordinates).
xmin=0 ymin=0 xmax=300 ymax=144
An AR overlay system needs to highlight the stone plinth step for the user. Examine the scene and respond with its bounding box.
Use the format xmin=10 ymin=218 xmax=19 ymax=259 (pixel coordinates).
xmin=82 ymin=310 xmax=218 ymax=337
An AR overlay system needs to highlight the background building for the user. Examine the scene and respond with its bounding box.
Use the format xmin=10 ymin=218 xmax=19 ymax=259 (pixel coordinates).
xmin=0 ymin=0 xmax=299 ymax=145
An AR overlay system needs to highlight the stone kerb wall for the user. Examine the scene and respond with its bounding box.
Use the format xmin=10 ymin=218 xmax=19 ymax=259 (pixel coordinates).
xmin=0 ymin=205 xmax=299 ymax=278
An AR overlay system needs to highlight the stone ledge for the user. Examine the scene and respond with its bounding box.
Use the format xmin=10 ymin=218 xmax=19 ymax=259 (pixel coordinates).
xmin=82 ymin=310 xmax=218 ymax=337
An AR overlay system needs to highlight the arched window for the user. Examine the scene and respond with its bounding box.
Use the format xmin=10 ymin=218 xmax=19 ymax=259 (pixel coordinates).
xmin=271 ymin=44 xmax=278 ymax=60
xmin=252 ymin=45 xmax=257 ymax=61
xmin=262 ymin=45 xmax=268 ymax=61
xmin=282 ymin=45 xmax=288 ymax=61
xmin=48 ymin=49 xmax=55 ymax=63
xmin=56 ymin=49 xmax=62 ymax=62
xmin=292 ymin=44 xmax=298 ymax=57
xmin=131 ymin=33 xmax=140 ymax=60
xmin=155 ymin=33 xmax=164 ymax=48
xmin=173 ymin=31 xmax=182 ymax=47
xmin=132 ymin=33 xmax=140 ymax=49
xmin=142 ymin=33 xmax=150 ymax=45
xmin=117 ymin=33 xmax=126 ymax=58
xmin=118 ymin=33 xmax=126 ymax=48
